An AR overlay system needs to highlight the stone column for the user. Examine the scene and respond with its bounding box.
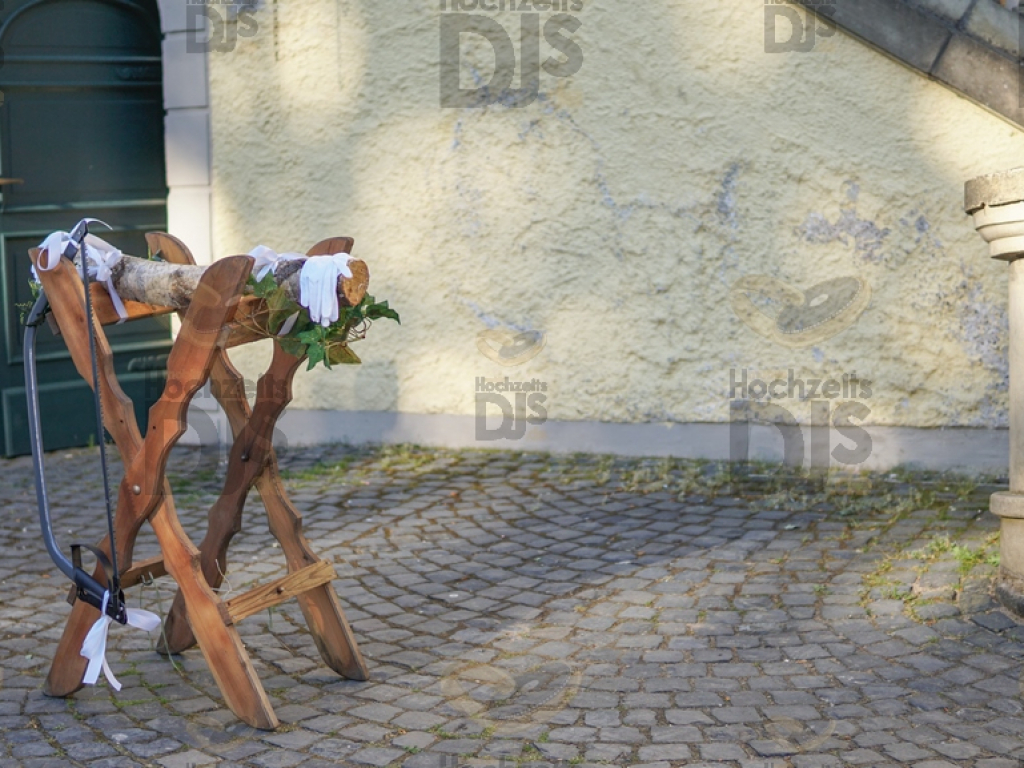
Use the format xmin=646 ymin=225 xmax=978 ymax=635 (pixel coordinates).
xmin=966 ymin=167 xmax=1024 ymax=614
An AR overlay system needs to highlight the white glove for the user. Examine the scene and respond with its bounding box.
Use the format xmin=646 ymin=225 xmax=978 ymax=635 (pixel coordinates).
xmin=299 ymin=253 xmax=354 ymax=327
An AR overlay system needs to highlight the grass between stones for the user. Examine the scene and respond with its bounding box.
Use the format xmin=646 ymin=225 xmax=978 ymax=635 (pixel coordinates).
xmin=173 ymin=442 xmax=1008 ymax=627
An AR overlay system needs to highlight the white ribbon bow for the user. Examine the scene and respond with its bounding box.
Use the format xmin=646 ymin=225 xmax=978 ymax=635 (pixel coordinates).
xmin=300 ymin=253 xmax=354 ymax=327
xmin=249 ymin=244 xmax=304 ymax=282
xmin=80 ymin=591 xmax=161 ymax=691
xmin=36 ymin=230 xmax=129 ymax=322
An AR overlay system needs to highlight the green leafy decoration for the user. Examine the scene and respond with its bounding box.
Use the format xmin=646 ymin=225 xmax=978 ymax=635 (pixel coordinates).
xmin=360 ymin=296 xmax=401 ymax=324
xmin=265 ymin=286 xmax=302 ymax=335
xmin=277 ymin=335 xmax=305 ymax=359
xmin=327 ymin=343 xmax=361 ymax=366
xmin=244 ymin=276 xmax=400 ymax=371
xmin=249 ymin=271 xmax=279 ymax=299
xmin=298 ymin=326 xmax=329 ymax=371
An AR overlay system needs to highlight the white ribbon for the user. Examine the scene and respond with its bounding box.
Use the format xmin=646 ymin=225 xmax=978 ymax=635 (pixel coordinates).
xmin=36 ymin=230 xmax=72 ymax=273
xmin=249 ymin=244 xmax=303 ymax=282
xmin=36 ymin=229 xmax=129 ymax=322
xmin=80 ymin=591 xmax=161 ymax=691
xmin=300 ymin=253 xmax=354 ymax=327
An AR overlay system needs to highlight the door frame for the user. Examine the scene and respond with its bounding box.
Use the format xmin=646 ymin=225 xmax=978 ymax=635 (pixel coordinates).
xmin=158 ymin=0 xmax=214 ymax=267
xmin=158 ymin=1 xmax=238 ymax=449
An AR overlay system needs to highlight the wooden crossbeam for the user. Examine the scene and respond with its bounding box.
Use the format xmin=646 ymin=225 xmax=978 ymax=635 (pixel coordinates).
xmin=89 ymin=284 xmax=175 ymax=326
xmin=119 ymin=555 xmax=168 ymax=588
xmin=66 ymin=554 xmax=168 ymax=607
xmin=221 ymin=560 xmax=336 ymax=625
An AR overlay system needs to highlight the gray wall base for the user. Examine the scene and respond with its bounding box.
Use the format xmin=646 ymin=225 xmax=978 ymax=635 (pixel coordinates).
xmin=179 ymin=405 xmax=1009 ymax=474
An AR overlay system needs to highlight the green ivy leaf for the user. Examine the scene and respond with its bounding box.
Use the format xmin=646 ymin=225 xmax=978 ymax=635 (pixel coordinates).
xmin=305 ymin=340 xmax=326 ymax=371
xmin=277 ymin=336 xmax=305 ymax=358
xmin=366 ymin=301 xmax=400 ymax=324
xmin=262 ymin=282 xmax=400 ymax=371
xmin=297 ymin=326 xmax=326 ymax=346
xmin=266 ymin=287 xmax=301 ymax=334
xmin=352 ymin=294 xmax=401 ymax=324
xmin=326 ymin=343 xmax=361 ymax=365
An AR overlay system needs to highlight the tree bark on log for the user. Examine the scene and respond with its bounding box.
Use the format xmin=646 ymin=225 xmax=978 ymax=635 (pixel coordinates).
xmin=102 ymin=252 xmax=369 ymax=312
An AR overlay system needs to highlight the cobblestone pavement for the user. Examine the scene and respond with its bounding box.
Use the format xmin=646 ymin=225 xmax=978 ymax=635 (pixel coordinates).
xmin=0 ymin=444 xmax=1021 ymax=768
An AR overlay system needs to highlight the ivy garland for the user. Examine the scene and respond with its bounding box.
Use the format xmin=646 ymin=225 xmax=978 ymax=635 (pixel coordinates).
xmin=246 ymin=272 xmax=400 ymax=370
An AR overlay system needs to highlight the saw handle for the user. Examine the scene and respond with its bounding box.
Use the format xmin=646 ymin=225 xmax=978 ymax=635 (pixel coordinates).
xmin=70 ymin=544 xmax=128 ymax=624
xmin=72 ymin=568 xmax=126 ymax=623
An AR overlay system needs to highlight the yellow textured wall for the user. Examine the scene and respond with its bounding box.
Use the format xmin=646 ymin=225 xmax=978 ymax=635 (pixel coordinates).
xmin=208 ymin=0 xmax=1024 ymax=428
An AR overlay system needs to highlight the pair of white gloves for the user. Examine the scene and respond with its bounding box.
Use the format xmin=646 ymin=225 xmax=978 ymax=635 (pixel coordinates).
xmin=251 ymin=245 xmax=354 ymax=327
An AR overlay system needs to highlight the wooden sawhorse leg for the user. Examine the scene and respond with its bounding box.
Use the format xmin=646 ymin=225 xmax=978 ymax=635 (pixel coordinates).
xmin=153 ymin=233 xmax=367 ymax=680
xmin=37 ymin=252 xmax=279 ymax=729
xmin=159 ymin=347 xmax=367 ymax=679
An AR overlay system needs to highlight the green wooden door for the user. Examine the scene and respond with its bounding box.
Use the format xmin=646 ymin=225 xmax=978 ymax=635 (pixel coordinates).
xmin=0 ymin=0 xmax=170 ymax=456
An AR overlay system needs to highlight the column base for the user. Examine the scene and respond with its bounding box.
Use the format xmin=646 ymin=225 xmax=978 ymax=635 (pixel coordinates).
xmin=995 ymin=569 xmax=1024 ymax=617
xmin=989 ymin=492 xmax=1024 ymax=615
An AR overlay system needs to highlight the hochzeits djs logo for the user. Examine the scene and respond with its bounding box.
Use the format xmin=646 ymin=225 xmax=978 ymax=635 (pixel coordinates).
xmin=439 ymin=0 xmax=585 ymax=108
xmin=729 ymin=368 xmax=873 ymax=469
xmin=475 ymin=376 xmax=548 ymax=440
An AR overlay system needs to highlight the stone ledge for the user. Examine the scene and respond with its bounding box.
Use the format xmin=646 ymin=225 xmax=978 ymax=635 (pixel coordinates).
xmin=178 ymin=407 xmax=1015 ymax=474
xmin=935 ymin=34 xmax=1024 ymax=126
xmin=795 ymin=0 xmax=1024 ymax=129
xmin=965 ymin=166 xmax=1024 ymax=213
xmin=995 ymin=568 xmax=1024 ymax=616
xmin=989 ymin=490 xmax=1024 ymax=518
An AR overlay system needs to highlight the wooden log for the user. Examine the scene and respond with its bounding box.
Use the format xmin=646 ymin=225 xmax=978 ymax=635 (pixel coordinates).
xmin=97 ymin=251 xmax=369 ymax=313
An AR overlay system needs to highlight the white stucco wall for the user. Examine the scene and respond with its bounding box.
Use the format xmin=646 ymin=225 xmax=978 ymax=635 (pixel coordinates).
xmin=205 ymin=0 xmax=1024 ymax=437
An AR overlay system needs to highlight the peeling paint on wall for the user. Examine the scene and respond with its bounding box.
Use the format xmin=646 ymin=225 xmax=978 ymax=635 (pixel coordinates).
xmin=717 ymin=163 xmax=742 ymax=230
xmin=798 ymin=183 xmax=891 ymax=262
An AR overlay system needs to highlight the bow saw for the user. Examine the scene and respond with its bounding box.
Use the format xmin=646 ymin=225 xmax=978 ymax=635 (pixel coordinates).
xmin=24 ymin=218 xmax=127 ymax=626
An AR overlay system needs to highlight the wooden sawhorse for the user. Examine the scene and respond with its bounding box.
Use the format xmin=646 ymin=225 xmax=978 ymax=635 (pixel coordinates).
xmin=34 ymin=233 xmax=367 ymax=730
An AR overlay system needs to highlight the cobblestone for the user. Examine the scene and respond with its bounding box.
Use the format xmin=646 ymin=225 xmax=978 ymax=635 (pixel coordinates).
xmin=0 ymin=445 xmax=1017 ymax=767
